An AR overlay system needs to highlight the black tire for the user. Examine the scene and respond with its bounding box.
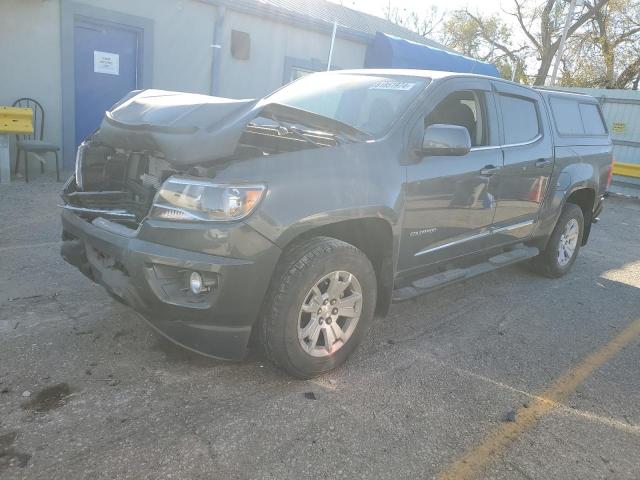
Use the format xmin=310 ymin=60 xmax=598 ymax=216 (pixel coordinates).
xmin=259 ymin=236 xmax=377 ymax=378
xmin=530 ymin=203 xmax=584 ymax=278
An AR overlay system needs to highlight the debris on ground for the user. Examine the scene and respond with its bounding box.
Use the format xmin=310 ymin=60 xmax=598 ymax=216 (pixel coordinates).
xmin=502 ymin=409 xmax=518 ymax=422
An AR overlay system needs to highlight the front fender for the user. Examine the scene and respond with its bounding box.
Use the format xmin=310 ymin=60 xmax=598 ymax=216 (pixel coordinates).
xmin=255 ymin=205 xmax=399 ymax=249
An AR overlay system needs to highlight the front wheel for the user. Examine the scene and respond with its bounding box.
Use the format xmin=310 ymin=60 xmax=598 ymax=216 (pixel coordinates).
xmin=530 ymin=203 xmax=584 ymax=278
xmin=259 ymin=237 xmax=377 ymax=378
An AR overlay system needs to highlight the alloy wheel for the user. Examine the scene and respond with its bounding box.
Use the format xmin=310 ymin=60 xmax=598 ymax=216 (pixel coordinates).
xmin=297 ymin=271 xmax=363 ymax=357
xmin=557 ymin=218 xmax=579 ymax=267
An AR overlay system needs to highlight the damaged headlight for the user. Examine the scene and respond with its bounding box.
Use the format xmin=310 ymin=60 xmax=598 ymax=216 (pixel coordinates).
xmin=150 ymin=177 xmax=266 ymax=222
xmin=74 ymin=141 xmax=88 ymax=190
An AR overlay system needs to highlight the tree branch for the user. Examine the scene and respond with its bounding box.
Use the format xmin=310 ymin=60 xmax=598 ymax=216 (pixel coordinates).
xmin=505 ymin=0 xmax=541 ymax=52
xmin=615 ymin=56 xmax=640 ymax=88
xmin=466 ymin=11 xmax=525 ymax=63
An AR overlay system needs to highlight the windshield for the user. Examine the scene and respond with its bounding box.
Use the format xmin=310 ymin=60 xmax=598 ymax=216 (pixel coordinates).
xmin=265 ymin=73 xmax=430 ymax=137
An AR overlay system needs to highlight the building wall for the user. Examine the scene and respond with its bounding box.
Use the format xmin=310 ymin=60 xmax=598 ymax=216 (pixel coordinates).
xmin=0 ymin=0 xmax=63 ymax=157
xmin=74 ymin=0 xmax=217 ymax=95
xmin=1 ymin=0 xmax=366 ymax=172
xmin=0 ymin=0 xmax=218 ymax=170
xmin=218 ymin=9 xmax=367 ymax=99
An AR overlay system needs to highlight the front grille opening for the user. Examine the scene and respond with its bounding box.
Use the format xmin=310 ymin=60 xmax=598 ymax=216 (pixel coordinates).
xmin=63 ymin=144 xmax=181 ymax=228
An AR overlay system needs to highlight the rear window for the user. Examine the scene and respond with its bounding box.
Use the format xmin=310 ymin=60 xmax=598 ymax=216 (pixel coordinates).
xmin=498 ymin=94 xmax=540 ymax=144
xmin=550 ymin=97 xmax=607 ymax=136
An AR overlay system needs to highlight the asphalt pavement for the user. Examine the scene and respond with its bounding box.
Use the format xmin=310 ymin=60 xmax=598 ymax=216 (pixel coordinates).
xmin=1 ymin=175 xmax=639 ymax=480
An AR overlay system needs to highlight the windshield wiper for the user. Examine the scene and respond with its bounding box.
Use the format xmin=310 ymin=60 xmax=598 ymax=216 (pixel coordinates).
xmin=249 ymin=117 xmax=338 ymax=147
xmin=274 ymin=123 xmax=324 ymax=147
xmin=262 ymin=103 xmax=373 ymax=142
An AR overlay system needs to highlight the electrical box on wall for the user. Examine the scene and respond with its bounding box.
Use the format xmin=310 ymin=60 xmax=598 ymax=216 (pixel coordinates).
xmin=231 ymin=30 xmax=250 ymax=60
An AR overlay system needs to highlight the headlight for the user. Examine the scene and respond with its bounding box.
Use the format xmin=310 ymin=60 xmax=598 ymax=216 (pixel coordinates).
xmin=150 ymin=177 xmax=266 ymax=222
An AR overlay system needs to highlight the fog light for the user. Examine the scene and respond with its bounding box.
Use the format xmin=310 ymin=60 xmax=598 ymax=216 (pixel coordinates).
xmin=189 ymin=271 xmax=205 ymax=294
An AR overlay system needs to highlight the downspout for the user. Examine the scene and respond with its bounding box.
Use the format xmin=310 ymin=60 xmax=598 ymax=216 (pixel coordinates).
xmin=327 ymin=20 xmax=337 ymax=71
xmin=210 ymin=5 xmax=226 ymax=96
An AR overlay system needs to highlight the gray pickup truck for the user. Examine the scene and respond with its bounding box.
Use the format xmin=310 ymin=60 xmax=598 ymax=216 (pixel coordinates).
xmin=61 ymin=70 xmax=613 ymax=378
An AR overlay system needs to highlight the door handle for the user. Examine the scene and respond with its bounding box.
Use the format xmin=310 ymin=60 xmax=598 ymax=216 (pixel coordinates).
xmin=535 ymin=158 xmax=552 ymax=168
xmin=480 ymin=165 xmax=501 ymax=176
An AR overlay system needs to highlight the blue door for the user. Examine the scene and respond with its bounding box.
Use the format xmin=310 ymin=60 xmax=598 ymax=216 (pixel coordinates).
xmin=74 ymin=20 xmax=140 ymax=148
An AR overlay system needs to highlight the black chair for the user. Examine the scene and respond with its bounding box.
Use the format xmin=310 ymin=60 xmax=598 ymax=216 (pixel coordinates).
xmin=12 ymin=98 xmax=60 ymax=182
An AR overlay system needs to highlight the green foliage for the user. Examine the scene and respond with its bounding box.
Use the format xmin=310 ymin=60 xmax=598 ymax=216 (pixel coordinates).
xmin=387 ymin=0 xmax=640 ymax=89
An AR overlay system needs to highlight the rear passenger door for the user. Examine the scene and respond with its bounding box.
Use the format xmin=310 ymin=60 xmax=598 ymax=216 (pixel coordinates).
xmin=491 ymin=82 xmax=554 ymax=241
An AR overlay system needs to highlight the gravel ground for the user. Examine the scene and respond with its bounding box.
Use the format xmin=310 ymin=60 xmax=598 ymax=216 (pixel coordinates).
xmin=1 ymin=175 xmax=639 ymax=480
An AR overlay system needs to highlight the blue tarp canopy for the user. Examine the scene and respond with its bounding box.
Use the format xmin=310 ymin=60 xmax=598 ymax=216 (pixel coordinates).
xmin=364 ymin=32 xmax=500 ymax=78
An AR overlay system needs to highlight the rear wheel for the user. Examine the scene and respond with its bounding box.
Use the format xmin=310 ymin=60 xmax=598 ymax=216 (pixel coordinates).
xmin=530 ymin=203 xmax=584 ymax=278
xmin=260 ymin=237 xmax=377 ymax=378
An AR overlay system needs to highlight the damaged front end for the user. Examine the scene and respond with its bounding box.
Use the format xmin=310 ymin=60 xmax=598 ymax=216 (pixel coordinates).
xmin=62 ymin=89 xmax=360 ymax=227
xmin=60 ymin=89 xmax=359 ymax=359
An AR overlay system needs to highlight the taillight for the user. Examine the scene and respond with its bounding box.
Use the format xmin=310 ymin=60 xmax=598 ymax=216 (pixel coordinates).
xmin=606 ymin=160 xmax=614 ymax=190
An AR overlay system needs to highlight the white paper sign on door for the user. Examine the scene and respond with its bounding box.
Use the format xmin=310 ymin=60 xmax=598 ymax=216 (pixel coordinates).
xmin=93 ymin=51 xmax=120 ymax=75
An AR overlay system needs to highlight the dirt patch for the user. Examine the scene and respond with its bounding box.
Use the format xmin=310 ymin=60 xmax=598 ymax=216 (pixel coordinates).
xmin=21 ymin=383 xmax=72 ymax=413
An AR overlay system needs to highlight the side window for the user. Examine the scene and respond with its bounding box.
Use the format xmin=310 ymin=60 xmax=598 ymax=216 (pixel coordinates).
xmin=579 ymin=103 xmax=607 ymax=135
xmin=550 ymin=97 xmax=583 ymax=135
xmin=425 ymin=90 xmax=489 ymax=147
xmin=549 ymin=97 xmax=608 ymax=136
xmin=498 ymin=94 xmax=540 ymax=144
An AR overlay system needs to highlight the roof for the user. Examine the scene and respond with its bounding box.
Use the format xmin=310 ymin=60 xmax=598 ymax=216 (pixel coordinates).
xmin=535 ymin=86 xmax=599 ymax=103
xmin=203 ymin=0 xmax=449 ymax=50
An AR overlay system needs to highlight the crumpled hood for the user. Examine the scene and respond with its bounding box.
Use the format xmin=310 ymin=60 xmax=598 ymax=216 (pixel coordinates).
xmin=95 ymin=89 xmax=260 ymax=166
xmin=95 ymin=89 xmax=369 ymax=167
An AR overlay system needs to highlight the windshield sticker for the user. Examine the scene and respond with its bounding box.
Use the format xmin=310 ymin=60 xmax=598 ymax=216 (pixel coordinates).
xmin=369 ymin=80 xmax=416 ymax=91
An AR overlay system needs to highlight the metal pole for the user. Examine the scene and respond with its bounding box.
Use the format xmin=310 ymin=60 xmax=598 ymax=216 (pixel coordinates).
xmin=0 ymin=134 xmax=10 ymax=185
xmin=327 ymin=20 xmax=337 ymax=71
xmin=210 ymin=5 xmax=226 ymax=96
xmin=549 ymin=0 xmax=577 ymax=86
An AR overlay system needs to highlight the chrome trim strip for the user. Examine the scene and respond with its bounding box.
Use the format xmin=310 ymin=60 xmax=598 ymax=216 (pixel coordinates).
xmin=467 ymin=134 xmax=544 ymax=152
xmin=470 ymin=145 xmax=500 ymax=152
xmin=60 ymin=204 xmax=137 ymax=220
xmin=414 ymin=220 xmax=536 ymax=257
xmin=414 ymin=231 xmax=491 ymax=256
xmin=501 ymin=134 xmax=543 ymax=149
xmin=492 ymin=220 xmax=535 ymax=233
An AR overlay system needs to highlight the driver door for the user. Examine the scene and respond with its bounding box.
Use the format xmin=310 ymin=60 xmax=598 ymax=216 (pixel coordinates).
xmin=398 ymin=79 xmax=502 ymax=273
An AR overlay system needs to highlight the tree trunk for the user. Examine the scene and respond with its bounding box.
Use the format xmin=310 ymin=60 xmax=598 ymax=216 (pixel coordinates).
xmin=534 ymin=53 xmax=555 ymax=85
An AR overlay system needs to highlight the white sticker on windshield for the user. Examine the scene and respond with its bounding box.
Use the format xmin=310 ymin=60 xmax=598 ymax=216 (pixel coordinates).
xmin=369 ymin=80 xmax=416 ymax=91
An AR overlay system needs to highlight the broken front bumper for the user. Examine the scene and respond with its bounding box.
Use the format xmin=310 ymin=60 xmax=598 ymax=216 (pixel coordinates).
xmin=60 ymin=210 xmax=281 ymax=360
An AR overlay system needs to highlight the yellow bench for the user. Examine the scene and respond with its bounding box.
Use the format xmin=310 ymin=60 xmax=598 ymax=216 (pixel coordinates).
xmin=0 ymin=106 xmax=34 ymax=184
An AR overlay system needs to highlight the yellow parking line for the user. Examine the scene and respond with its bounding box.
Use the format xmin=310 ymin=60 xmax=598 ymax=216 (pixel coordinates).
xmin=439 ymin=317 xmax=640 ymax=480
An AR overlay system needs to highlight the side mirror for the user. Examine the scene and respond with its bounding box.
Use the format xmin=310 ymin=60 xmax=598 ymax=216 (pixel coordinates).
xmin=422 ymin=124 xmax=471 ymax=156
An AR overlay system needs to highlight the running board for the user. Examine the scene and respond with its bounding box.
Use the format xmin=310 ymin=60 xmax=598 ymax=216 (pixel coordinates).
xmin=392 ymin=245 xmax=539 ymax=302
